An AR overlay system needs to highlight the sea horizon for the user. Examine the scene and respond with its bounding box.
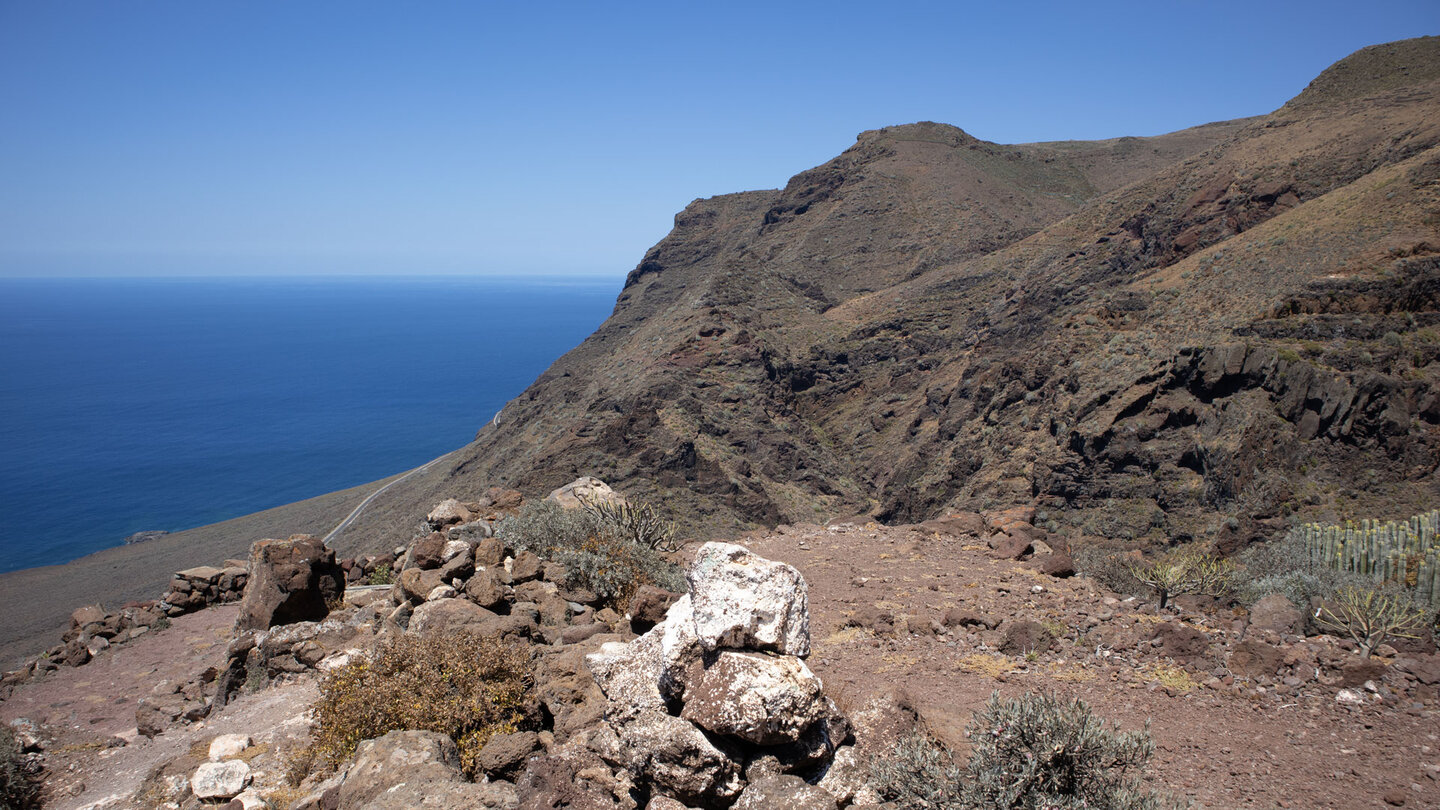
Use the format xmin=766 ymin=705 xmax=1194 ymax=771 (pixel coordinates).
xmin=0 ymin=274 xmax=619 ymax=574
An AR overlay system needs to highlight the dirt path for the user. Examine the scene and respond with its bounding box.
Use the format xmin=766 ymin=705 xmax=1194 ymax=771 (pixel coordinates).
xmin=0 ymin=605 xmax=318 ymax=810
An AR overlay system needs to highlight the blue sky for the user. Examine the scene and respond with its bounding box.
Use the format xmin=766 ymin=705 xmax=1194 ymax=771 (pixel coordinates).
xmin=1 ymin=1 xmax=1436 ymax=278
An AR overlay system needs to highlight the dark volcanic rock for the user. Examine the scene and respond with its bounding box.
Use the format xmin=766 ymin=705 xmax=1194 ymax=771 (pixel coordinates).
xmin=235 ymin=535 xmax=344 ymax=632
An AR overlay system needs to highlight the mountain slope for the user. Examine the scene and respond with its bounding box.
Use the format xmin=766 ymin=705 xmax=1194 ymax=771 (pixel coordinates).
xmin=377 ymin=36 xmax=1440 ymax=550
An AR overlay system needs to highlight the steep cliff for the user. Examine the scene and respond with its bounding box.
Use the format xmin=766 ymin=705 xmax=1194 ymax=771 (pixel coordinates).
xmin=418 ymin=37 xmax=1440 ymax=548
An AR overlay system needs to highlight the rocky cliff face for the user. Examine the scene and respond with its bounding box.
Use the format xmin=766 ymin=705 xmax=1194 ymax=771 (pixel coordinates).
xmin=429 ymin=37 xmax=1440 ymax=549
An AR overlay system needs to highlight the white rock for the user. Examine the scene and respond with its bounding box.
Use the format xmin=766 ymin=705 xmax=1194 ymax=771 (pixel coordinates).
xmin=425 ymin=584 xmax=458 ymax=601
xmin=427 ymin=498 xmax=473 ymax=526
xmin=441 ymin=539 xmax=471 ymax=563
xmin=679 ymin=650 xmax=828 ymax=744
xmin=1335 ymin=688 xmax=1366 ymax=705
xmin=615 ymin=711 xmax=743 ymax=802
xmin=207 ymin=733 xmax=252 ymax=761
xmin=317 ymin=648 xmax=364 ymax=672
xmin=230 ymin=789 xmax=271 ymax=809
xmin=190 ymin=760 xmax=252 ymax=800
xmin=86 ymin=636 xmax=110 ymax=656
xmin=817 ymin=745 xmax=866 ymax=804
xmin=688 ymin=542 xmax=810 ymax=656
xmin=546 ymin=475 xmax=623 ymax=509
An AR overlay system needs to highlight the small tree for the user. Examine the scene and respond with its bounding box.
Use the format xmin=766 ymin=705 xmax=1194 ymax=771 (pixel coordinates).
xmin=1314 ymin=586 xmax=1428 ymax=658
xmin=1126 ymin=548 xmax=1232 ymax=609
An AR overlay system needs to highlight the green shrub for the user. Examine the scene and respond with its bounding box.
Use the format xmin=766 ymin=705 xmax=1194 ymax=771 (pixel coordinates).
xmin=498 ymin=500 xmax=685 ymax=609
xmin=1125 ymin=547 xmax=1233 ymax=609
xmin=0 ymin=724 xmax=41 ymax=810
xmin=962 ymin=692 xmax=1186 ymax=810
xmin=583 ymin=499 xmax=679 ymax=552
xmin=871 ymin=731 xmax=966 ymax=809
xmin=1315 ymin=585 xmax=1429 ymax=658
xmin=362 ymin=563 xmax=394 ymax=586
xmin=297 ymin=631 xmax=533 ymax=780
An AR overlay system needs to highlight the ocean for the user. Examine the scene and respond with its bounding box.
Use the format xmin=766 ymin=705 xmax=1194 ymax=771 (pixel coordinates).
xmin=0 ymin=275 xmax=618 ymax=574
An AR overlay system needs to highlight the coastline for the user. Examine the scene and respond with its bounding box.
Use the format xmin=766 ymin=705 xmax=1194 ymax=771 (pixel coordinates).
xmin=0 ymin=472 xmax=396 ymax=669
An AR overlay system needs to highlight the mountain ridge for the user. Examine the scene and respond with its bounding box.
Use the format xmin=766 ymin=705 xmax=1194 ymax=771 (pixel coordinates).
xmin=4 ymin=35 xmax=1439 ymax=667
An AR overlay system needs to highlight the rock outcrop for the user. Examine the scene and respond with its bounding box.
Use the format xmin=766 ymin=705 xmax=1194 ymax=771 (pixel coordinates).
xmin=580 ymin=542 xmax=852 ymax=807
xmin=236 ymin=534 xmax=345 ymax=632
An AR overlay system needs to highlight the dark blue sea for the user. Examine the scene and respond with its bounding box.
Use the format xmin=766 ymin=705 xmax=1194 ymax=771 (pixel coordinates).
xmin=0 ymin=276 xmax=617 ymax=574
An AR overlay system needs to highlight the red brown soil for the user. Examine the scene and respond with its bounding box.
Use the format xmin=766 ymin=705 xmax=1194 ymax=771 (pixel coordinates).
xmin=736 ymin=522 xmax=1440 ymax=810
xmin=6 ymin=525 xmax=1439 ymax=809
xmin=0 ymin=605 xmax=318 ymax=810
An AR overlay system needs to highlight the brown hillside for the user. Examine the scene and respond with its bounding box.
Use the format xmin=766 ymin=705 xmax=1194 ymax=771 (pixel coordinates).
xmin=391 ymin=36 xmax=1440 ymax=550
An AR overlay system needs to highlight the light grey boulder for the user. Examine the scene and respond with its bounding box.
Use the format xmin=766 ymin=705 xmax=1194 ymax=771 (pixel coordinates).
xmin=614 ymin=711 xmax=742 ymax=804
xmin=678 ymin=650 xmax=827 ymax=744
xmin=190 ymin=760 xmax=251 ymax=800
xmin=427 ymin=498 xmax=474 ymax=528
xmin=207 ymin=733 xmax=251 ymax=761
xmin=688 ymin=542 xmax=810 ymax=656
xmin=733 ymin=774 xmax=838 ymax=810
xmin=338 ymin=730 xmax=464 ymax=810
xmin=546 ymin=476 xmax=623 ymax=509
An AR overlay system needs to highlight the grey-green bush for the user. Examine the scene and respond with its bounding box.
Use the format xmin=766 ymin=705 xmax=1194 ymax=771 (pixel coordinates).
xmin=1073 ymin=547 xmax=1143 ymax=597
xmin=961 ymin=692 xmax=1187 ymax=810
xmin=0 ymin=724 xmax=41 ymax=810
xmin=1235 ymin=532 xmax=1371 ymax=609
xmin=870 ymin=731 xmax=966 ymax=809
xmin=497 ymin=500 xmax=685 ymax=608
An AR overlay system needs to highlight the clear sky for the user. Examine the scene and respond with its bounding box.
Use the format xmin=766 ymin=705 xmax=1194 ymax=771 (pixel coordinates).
xmin=1 ymin=1 xmax=1436 ymax=279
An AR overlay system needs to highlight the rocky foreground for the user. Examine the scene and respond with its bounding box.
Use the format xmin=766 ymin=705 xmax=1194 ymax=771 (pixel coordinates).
xmin=1 ymin=483 xmax=1438 ymax=810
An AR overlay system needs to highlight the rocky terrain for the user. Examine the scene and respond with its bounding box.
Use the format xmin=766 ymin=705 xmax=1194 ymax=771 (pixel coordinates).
xmin=372 ymin=35 xmax=1440 ymax=551
xmin=4 ymin=34 xmax=1440 ymax=810
xmin=2 ymin=486 xmax=1438 ymax=809
xmin=6 ymin=38 xmax=1440 ymax=670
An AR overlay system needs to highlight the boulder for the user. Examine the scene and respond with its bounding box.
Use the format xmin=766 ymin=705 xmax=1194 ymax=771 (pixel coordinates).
xmin=398 ymin=567 xmax=448 ymax=603
xmin=1038 ymin=552 xmax=1076 ymax=578
xmin=408 ymin=532 xmax=449 ymax=570
xmin=1340 ymin=657 xmax=1388 ymax=687
xmin=990 ymin=532 xmax=1034 ymax=560
xmin=629 ymin=586 xmax=680 ymax=633
xmin=547 ymin=476 xmax=623 ymax=509
xmin=1230 ymin=638 xmax=1285 ymax=679
xmin=427 ymin=498 xmax=474 ymax=528
xmin=511 ymin=550 xmax=543 ymax=583
xmin=614 ymin=711 xmax=743 ymax=804
xmin=734 ymin=774 xmax=839 ymax=810
xmin=475 ymin=537 xmax=506 ymax=567
xmin=917 ymin=512 xmax=987 ymax=538
xmin=235 ymin=535 xmax=344 ymax=632
xmin=942 ymin=608 xmax=996 ymax=631
xmin=474 ymin=730 xmax=542 ymax=779
xmin=679 ymin=651 xmax=828 ymax=744
xmin=70 ymin=604 xmax=106 ymax=629
xmin=208 ymin=733 xmax=251 ymax=761
xmin=338 ymin=730 xmax=464 ymax=810
xmin=191 ymin=760 xmax=252 ymax=801
xmin=466 ymin=568 xmax=509 ymax=610
xmin=1152 ymin=622 xmax=1211 ymax=662
xmin=998 ymin=620 xmax=1053 ymax=656
xmin=357 ymin=780 xmax=518 ymax=809
xmin=517 ymin=741 xmax=633 ymax=810
xmin=408 ymin=598 xmax=498 ymax=636
xmin=1248 ymin=594 xmax=1304 ymax=636
xmin=688 ymin=542 xmax=810 ymax=656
